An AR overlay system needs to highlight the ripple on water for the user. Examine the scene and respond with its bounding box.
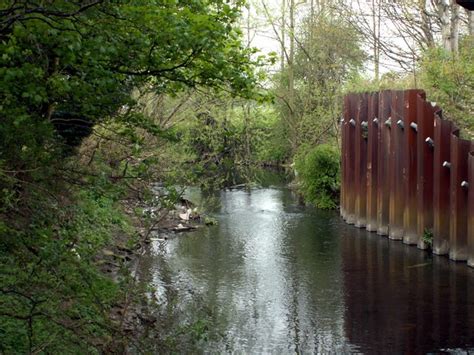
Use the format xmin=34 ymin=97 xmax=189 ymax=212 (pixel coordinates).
xmin=139 ymin=184 xmax=474 ymax=353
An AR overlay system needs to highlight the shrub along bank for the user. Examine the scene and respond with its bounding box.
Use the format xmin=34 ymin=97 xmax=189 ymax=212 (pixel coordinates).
xmin=0 ymin=1 xmax=264 ymax=352
xmin=294 ymin=144 xmax=341 ymax=210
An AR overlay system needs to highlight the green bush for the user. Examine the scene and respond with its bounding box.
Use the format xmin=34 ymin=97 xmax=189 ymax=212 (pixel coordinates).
xmin=422 ymin=228 xmax=434 ymax=250
xmin=295 ymin=144 xmax=340 ymax=209
xmin=419 ymin=41 xmax=474 ymax=137
xmin=0 ymin=187 xmax=125 ymax=353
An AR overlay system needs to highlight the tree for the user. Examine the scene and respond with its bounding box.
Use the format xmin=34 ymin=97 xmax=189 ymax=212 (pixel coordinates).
xmin=469 ymin=9 xmax=474 ymax=36
xmin=0 ymin=0 xmax=264 ymax=351
xmin=291 ymin=14 xmax=365 ymax=148
xmin=0 ymin=0 xmax=264 ymax=218
xmin=336 ymin=0 xmax=470 ymax=73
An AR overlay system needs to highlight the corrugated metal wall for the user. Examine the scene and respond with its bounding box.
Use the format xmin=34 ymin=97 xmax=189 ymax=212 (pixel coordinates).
xmin=341 ymin=90 xmax=474 ymax=266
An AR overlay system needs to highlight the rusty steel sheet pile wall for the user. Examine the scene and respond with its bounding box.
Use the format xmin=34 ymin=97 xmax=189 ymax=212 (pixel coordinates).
xmin=433 ymin=116 xmax=453 ymax=255
xmin=388 ymin=91 xmax=405 ymax=240
xmin=341 ymin=90 xmax=474 ymax=267
xmin=376 ymin=91 xmax=392 ymax=236
xmin=342 ymin=94 xmax=359 ymax=225
xmin=340 ymin=95 xmax=348 ymax=221
xmin=416 ymin=95 xmax=434 ymax=249
xmin=449 ymin=134 xmax=471 ymax=260
xmin=403 ymin=90 xmax=423 ymax=245
xmin=354 ymin=94 xmax=369 ymax=228
xmin=366 ymin=93 xmax=379 ymax=232
xmin=468 ymin=152 xmax=474 ymax=267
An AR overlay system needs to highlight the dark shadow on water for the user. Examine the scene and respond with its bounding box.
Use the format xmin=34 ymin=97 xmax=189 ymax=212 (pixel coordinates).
xmin=341 ymin=227 xmax=474 ymax=354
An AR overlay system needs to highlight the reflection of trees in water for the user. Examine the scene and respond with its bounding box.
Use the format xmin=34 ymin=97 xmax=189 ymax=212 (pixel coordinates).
xmin=136 ymin=241 xmax=219 ymax=352
xmin=137 ymin=188 xmax=474 ymax=352
xmin=182 ymin=189 xmax=349 ymax=352
xmin=139 ymin=185 xmax=364 ymax=352
xmin=282 ymin=209 xmax=347 ymax=352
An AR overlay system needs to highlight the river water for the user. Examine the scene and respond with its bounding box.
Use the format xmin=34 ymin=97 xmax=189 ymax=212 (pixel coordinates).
xmin=138 ymin=176 xmax=474 ymax=353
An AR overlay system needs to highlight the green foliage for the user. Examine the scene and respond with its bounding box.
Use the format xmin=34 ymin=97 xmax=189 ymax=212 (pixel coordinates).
xmin=181 ymin=111 xmax=242 ymax=188
xmin=419 ymin=41 xmax=474 ymax=137
xmin=273 ymin=14 xmax=365 ymax=155
xmin=344 ymin=71 xmax=417 ymax=94
xmin=0 ymin=0 xmax=264 ymax=351
xmin=295 ymin=144 xmax=341 ymax=209
xmin=252 ymin=108 xmax=292 ymax=164
xmin=204 ymin=216 xmax=219 ymax=226
xmin=0 ymin=187 xmax=127 ymax=353
xmin=154 ymin=88 xmax=281 ymax=189
xmin=0 ymin=0 xmax=264 ymax=188
xmin=423 ymin=228 xmax=434 ymax=249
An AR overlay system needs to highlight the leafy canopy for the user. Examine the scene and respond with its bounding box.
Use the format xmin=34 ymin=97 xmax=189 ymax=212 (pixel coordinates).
xmin=1 ymin=0 xmax=262 ymax=164
xmin=0 ymin=0 xmax=265 ymax=352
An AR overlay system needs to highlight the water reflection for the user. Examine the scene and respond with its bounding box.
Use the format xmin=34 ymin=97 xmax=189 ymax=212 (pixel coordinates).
xmin=139 ymin=184 xmax=474 ymax=353
xmin=341 ymin=228 xmax=474 ymax=354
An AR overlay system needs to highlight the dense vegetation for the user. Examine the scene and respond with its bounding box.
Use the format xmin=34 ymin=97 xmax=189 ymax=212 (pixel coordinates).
xmin=295 ymin=144 xmax=341 ymax=209
xmin=0 ymin=1 xmax=264 ymax=352
xmin=420 ymin=41 xmax=474 ymax=137
xmin=1 ymin=0 xmax=473 ymax=352
xmin=270 ymin=1 xmax=474 ymax=207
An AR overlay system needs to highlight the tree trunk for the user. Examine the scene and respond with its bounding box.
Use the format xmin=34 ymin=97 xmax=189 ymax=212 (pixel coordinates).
xmin=281 ymin=0 xmax=286 ymax=71
xmin=419 ymin=0 xmax=434 ymax=47
xmin=450 ymin=0 xmax=460 ymax=54
xmin=288 ymin=0 xmax=296 ymax=152
xmin=467 ymin=9 xmax=474 ymax=36
xmin=436 ymin=0 xmax=452 ymax=51
xmin=372 ymin=0 xmax=380 ymax=81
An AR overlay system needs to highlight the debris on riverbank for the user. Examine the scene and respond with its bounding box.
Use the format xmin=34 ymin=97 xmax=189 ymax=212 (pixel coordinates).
xmin=144 ymin=196 xmax=217 ymax=235
xmin=95 ymin=190 xmax=216 ymax=352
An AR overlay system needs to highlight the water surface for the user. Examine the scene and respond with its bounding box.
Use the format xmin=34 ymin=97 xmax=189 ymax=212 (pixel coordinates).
xmin=139 ymin=183 xmax=474 ymax=353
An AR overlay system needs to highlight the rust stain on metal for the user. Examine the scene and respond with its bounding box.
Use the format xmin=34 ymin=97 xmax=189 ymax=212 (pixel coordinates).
xmin=402 ymin=90 xmax=422 ymax=245
xmin=449 ymin=134 xmax=471 ymax=261
xmin=468 ymin=152 xmax=474 ymax=267
xmin=416 ymin=93 xmax=434 ymax=250
xmin=345 ymin=94 xmax=357 ymax=224
xmin=355 ymin=94 xmax=368 ymax=228
xmin=389 ymin=91 xmax=405 ymax=240
xmin=340 ymin=95 xmax=349 ymax=220
xmin=433 ymin=117 xmax=453 ymax=255
xmin=341 ymin=89 xmax=474 ymax=267
xmin=376 ymin=91 xmax=391 ymax=236
xmin=366 ymin=92 xmax=379 ymax=232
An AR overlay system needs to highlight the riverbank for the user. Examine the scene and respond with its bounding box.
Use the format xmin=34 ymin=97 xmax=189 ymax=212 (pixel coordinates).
xmin=98 ymin=193 xmax=213 ymax=352
xmin=100 ymin=169 xmax=291 ymax=351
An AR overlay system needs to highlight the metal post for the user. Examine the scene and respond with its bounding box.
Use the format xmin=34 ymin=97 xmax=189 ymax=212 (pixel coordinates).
xmin=376 ymin=90 xmax=391 ymax=236
xmin=468 ymin=152 xmax=474 ymax=267
xmin=345 ymin=94 xmax=357 ymax=224
xmin=341 ymin=96 xmax=349 ymax=220
xmin=449 ymin=134 xmax=471 ymax=261
xmin=355 ymin=93 xmax=368 ymax=228
xmin=366 ymin=92 xmax=379 ymax=232
xmin=389 ymin=90 xmax=405 ymax=240
xmin=403 ymin=90 xmax=423 ymax=245
xmin=416 ymin=94 xmax=435 ymax=250
xmin=433 ymin=116 xmax=453 ymax=255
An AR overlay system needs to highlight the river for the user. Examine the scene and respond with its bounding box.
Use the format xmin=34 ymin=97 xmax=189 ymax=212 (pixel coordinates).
xmin=137 ymin=174 xmax=474 ymax=353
